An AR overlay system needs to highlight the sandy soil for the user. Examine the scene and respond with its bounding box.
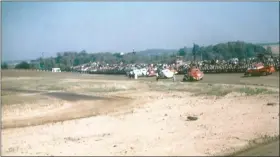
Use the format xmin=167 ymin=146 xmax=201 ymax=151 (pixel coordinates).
xmin=1 ymin=71 xmax=279 ymax=156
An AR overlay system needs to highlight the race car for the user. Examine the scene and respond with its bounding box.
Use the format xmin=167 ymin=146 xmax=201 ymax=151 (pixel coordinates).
xmin=183 ymin=67 xmax=204 ymax=81
xmin=244 ymin=63 xmax=275 ymax=76
xmin=156 ymin=69 xmax=176 ymax=82
xmin=147 ymin=68 xmax=157 ymax=77
xmin=170 ymin=68 xmax=178 ymax=75
xmin=128 ymin=68 xmax=148 ymax=79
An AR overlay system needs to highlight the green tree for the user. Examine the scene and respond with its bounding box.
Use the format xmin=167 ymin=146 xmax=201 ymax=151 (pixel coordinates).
xmin=1 ymin=62 xmax=8 ymax=69
xmin=266 ymin=46 xmax=272 ymax=56
xmin=178 ymin=48 xmax=186 ymax=57
xmin=30 ymin=41 xmax=270 ymax=68
xmin=30 ymin=62 xmax=40 ymax=69
xmin=15 ymin=61 xmax=30 ymax=69
xmin=192 ymin=43 xmax=200 ymax=61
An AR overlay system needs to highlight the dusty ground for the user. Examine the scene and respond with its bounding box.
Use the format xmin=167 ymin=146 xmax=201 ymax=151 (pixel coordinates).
xmin=1 ymin=70 xmax=279 ymax=156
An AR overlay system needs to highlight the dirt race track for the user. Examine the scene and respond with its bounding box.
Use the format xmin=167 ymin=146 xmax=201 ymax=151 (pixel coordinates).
xmin=1 ymin=70 xmax=279 ymax=156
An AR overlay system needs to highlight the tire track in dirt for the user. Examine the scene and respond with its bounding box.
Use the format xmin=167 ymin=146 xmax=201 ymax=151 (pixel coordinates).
xmin=2 ymin=97 xmax=137 ymax=129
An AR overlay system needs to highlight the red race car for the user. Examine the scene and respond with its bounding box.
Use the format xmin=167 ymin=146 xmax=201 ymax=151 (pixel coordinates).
xmin=183 ymin=67 xmax=204 ymax=81
xmin=147 ymin=69 xmax=157 ymax=77
xmin=244 ymin=63 xmax=276 ymax=76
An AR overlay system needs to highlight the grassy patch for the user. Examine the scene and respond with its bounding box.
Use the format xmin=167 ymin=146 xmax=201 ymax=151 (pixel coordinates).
xmin=148 ymin=82 xmax=277 ymax=97
xmin=224 ymin=135 xmax=279 ymax=156
xmin=192 ymin=86 xmax=232 ymax=96
xmin=193 ymin=86 xmax=277 ymax=97
xmin=237 ymin=87 xmax=276 ymax=95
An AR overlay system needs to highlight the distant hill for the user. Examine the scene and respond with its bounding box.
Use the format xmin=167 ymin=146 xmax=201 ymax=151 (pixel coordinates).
xmin=3 ymin=59 xmax=31 ymax=65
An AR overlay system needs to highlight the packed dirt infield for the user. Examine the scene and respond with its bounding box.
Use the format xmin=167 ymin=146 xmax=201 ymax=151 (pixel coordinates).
xmin=1 ymin=70 xmax=279 ymax=156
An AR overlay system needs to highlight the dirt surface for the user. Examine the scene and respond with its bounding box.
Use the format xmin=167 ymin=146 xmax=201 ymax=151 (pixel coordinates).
xmin=1 ymin=70 xmax=279 ymax=156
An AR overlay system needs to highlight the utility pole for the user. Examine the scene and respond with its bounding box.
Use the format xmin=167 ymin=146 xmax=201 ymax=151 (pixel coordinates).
xmin=245 ymin=51 xmax=248 ymax=64
xmin=201 ymin=44 xmax=204 ymax=61
xmin=133 ymin=49 xmax=136 ymax=55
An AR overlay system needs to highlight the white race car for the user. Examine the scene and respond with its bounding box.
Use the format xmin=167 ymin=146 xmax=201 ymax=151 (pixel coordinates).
xmin=128 ymin=68 xmax=148 ymax=79
xmin=156 ymin=69 xmax=176 ymax=82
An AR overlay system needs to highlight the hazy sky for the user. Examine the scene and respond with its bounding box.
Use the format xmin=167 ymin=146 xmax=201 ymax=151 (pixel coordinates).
xmin=2 ymin=2 xmax=279 ymax=61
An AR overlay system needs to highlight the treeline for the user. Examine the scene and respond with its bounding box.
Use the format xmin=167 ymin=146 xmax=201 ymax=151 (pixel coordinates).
xmin=3 ymin=41 xmax=275 ymax=70
xmin=178 ymin=41 xmax=273 ymax=61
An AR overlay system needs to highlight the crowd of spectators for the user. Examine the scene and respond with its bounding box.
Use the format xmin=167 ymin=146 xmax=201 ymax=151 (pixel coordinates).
xmin=71 ymin=57 xmax=280 ymax=75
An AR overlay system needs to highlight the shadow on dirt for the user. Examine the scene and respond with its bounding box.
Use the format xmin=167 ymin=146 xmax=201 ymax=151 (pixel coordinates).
xmin=2 ymin=93 xmax=134 ymax=129
xmin=43 ymin=92 xmax=109 ymax=102
xmin=181 ymin=80 xmax=201 ymax=82
xmin=240 ymin=75 xmax=262 ymax=78
xmin=2 ymin=88 xmax=111 ymax=102
xmin=2 ymin=88 xmax=42 ymax=94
